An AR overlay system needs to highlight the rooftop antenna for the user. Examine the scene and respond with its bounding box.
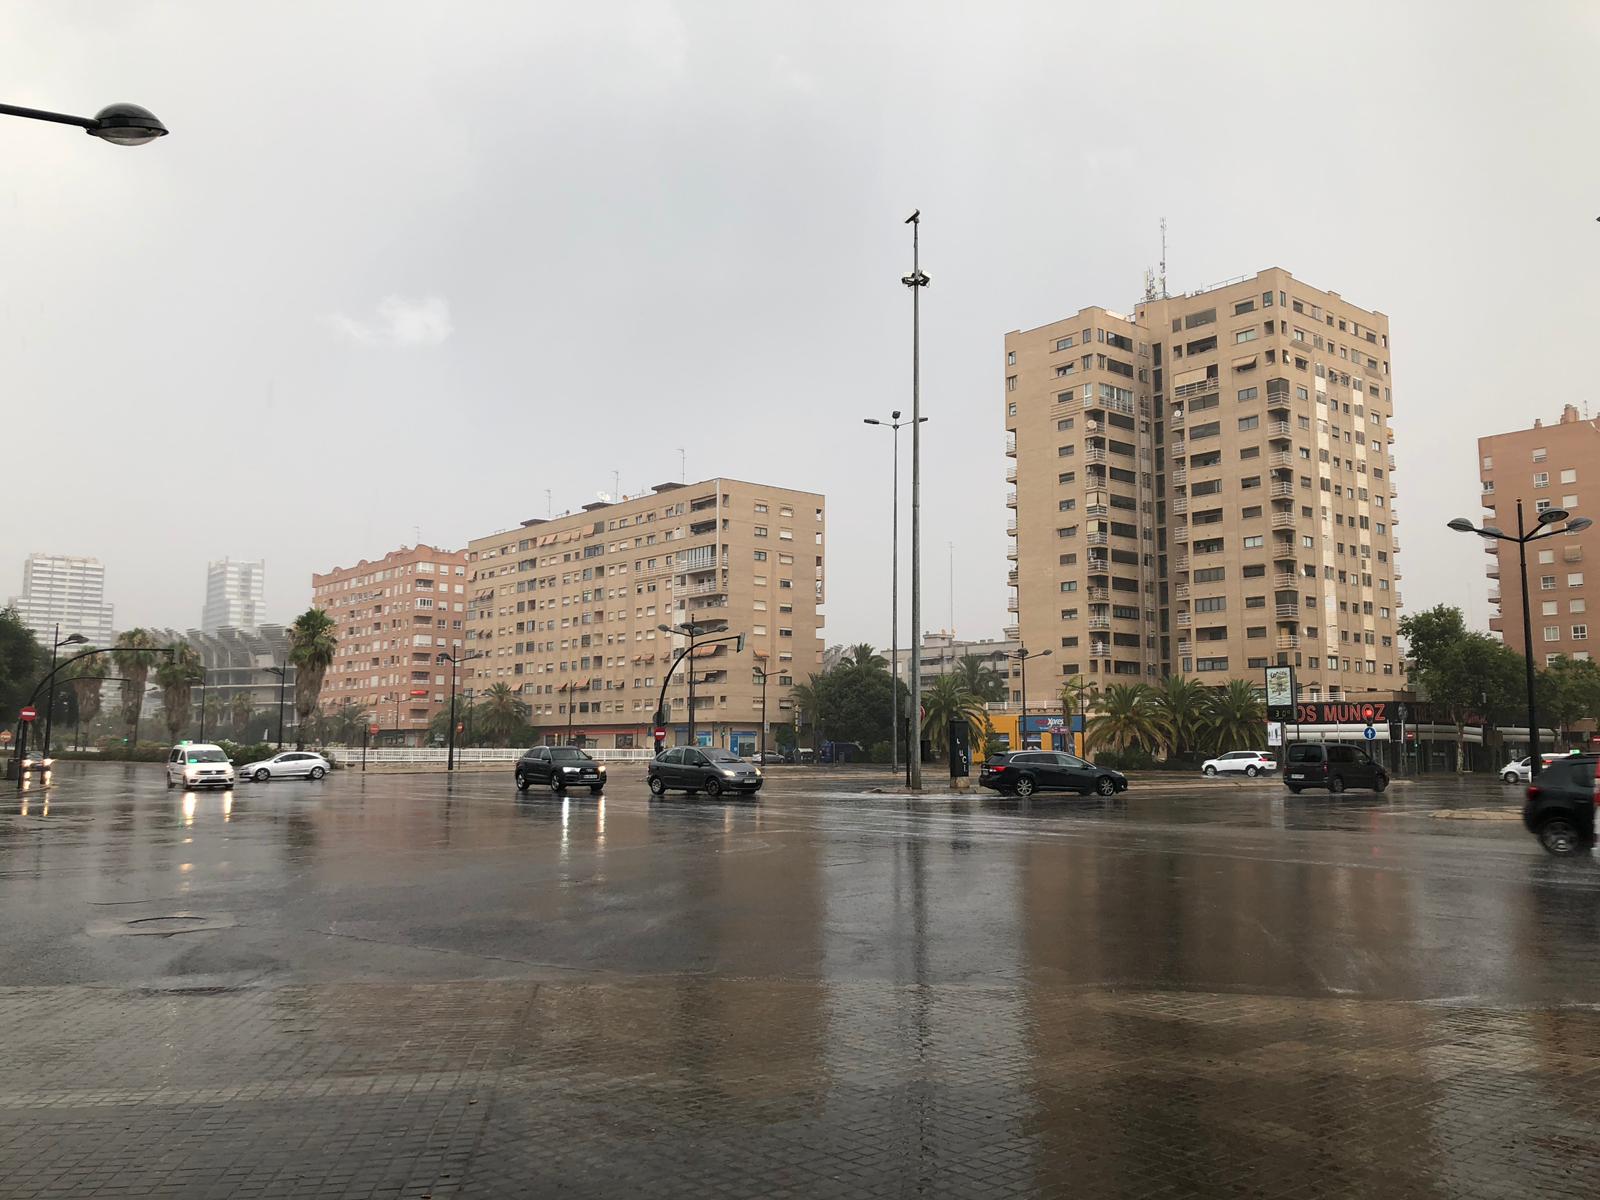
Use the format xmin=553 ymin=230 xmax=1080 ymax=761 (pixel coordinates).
xmin=677 ymin=448 xmax=686 ymax=483
xmin=1159 ymin=216 xmax=1168 ymax=298
xmin=545 ymin=489 xmax=552 ymax=517
xmin=413 ymin=524 xmax=421 ymax=546
xmin=612 ymin=470 xmax=621 ymax=500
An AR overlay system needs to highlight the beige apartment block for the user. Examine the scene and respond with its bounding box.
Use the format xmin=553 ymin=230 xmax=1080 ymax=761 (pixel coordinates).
xmin=1479 ymin=404 xmax=1598 ymax=663
xmin=312 ymin=544 xmax=470 ymax=746
xmin=465 ymin=479 xmax=825 ymax=752
xmin=1005 ymin=268 xmax=1403 ymax=700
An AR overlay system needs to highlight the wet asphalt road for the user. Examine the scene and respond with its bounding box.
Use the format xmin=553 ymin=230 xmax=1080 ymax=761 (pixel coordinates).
xmin=2 ymin=763 xmax=1597 ymax=1197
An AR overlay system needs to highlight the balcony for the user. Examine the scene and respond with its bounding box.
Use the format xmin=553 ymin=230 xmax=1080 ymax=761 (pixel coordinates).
xmin=1269 ymin=450 xmax=1294 ymax=469
xmin=1488 ymin=615 xmax=1505 ymax=633
xmin=1087 ymin=585 xmax=1110 ymax=601
xmin=1174 ymin=611 xmax=1192 ymax=627
xmin=1274 ymin=572 xmax=1298 ymax=590
xmin=1170 ymin=495 xmax=1189 ymax=514
xmin=1007 ymin=595 xmax=1019 ymax=613
xmin=1006 ymin=464 xmax=1017 ymax=484
xmin=1486 ymin=588 xmax=1501 ymax=605
xmin=1173 ymin=584 xmax=1189 ymax=601
xmin=1173 ymin=377 xmax=1219 ymax=400
xmin=1087 ymin=554 xmax=1109 ymax=573
xmin=1007 ymin=519 xmax=1018 ymax=535
xmin=1085 ymin=392 xmax=1135 ymax=416
xmin=1089 ymin=642 xmax=1112 ymax=658
xmin=1277 ymin=635 xmax=1301 ymax=650
xmin=1086 ymin=504 xmax=1109 ymax=518
xmin=688 ymin=580 xmax=726 ymax=596
xmin=1087 ymin=616 xmax=1110 ymax=631
xmin=1172 ymin=525 xmax=1191 ymax=543
xmin=1268 ymin=420 xmax=1293 ymax=437
xmin=1271 ymin=512 xmax=1297 ymax=530
xmin=1176 ymin=639 xmax=1192 ymax=656
xmin=1270 ymin=480 xmax=1295 ymax=499
xmin=1087 ymin=531 xmax=1108 ymax=546
xmin=1485 ymin=562 xmax=1499 ymax=579
xmin=1005 ymin=434 xmax=1017 ymax=458
xmin=1003 ymin=624 xmax=1019 ymax=640
xmin=1275 ymin=603 xmax=1300 ymax=619
xmin=1007 ymin=569 xmax=1019 ymax=587
xmin=1006 ymin=490 xmax=1017 ymax=508
xmin=1273 ymin=547 xmax=1298 ymax=565
xmin=688 ymin=519 xmax=718 ymax=537
xmin=1173 ymin=553 xmax=1190 ymax=572
xmin=1170 ymin=439 xmax=1187 ymax=457
xmin=1169 ymin=409 xmax=1186 ymax=429
xmin=1083 ymin=446 xmax=1108 ymax=464
xmin=1389 ymin=455 xmax=1397 ymax=471
xmin=1171 ymin=468 xmax=1187 ymax=486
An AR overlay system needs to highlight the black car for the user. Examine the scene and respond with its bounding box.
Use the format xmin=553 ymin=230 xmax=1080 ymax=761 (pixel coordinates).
xmin=1283 ymin=742 xmax=1388 ymax=794
xmin=516 ymin=746 xmax=606 ymax=794
xmin=979 ymin=750 xmax=1127 ymax=798
xmin=1523 ymin=754 xmax=1598 ymax=856
xmin=648 ymin=747 xmax=763 ymax=796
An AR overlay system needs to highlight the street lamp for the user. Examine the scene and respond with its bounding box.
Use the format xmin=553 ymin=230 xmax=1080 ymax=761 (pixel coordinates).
xmin=1010 ymin=647 xmax=1051 ymax=749
xmin=653 ymin=621 xmax=744 ymax=751
xmin=0 ymin=100 xmax=169 ymax=145
xmin=559 ymin=679 xmax=580 ymax=747
xmin=437 ymin=649 xmax=481 ymax=771
xmin=17 ymin=646 xmax=172 ymax=791
xmin=41 ymin=628 xmax=87 ymax=759
xmin=1447 ymin=501 xmax=1592 ymax=777
xmin=864 ymin=410 xmax=928 ymax=774
xmin=752 ymin=663 xmax=773 ymax=762
xmin=901 ymin=210 xmax=931 ymax=789
xmin=261 ymin=665 xmax=288 ymax=750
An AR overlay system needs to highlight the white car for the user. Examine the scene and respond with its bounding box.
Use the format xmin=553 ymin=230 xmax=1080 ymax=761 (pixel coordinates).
xmin=1502 ymin=757 xmax=1532 ymax=784
xmin=1201 ymin=750 xmax=1278 ymax=778
xmin=240 ymin=751 xmax=330 ymax=782
xmin=166 ymin=743 xmax=236 ymax=790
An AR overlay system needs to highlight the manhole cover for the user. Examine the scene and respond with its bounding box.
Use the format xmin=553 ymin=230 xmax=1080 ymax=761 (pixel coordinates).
xmin=87 ymin=912 xmax=237 ymax=938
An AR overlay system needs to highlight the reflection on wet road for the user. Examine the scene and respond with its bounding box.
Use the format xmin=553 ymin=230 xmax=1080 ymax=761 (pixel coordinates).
xmin=0 ymin=763 xmax=1595 ymax=1197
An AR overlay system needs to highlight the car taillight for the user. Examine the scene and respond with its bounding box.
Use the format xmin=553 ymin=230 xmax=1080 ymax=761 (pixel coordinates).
xmin=1321 ymin=762 xmax=1329 ymax=775
xmin=1527 ymin=785 xmax=1540 ymax=802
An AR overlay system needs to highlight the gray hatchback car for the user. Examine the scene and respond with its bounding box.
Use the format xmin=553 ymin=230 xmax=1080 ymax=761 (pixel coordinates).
xmin=648 ymin=747 xmax=763 ymax=796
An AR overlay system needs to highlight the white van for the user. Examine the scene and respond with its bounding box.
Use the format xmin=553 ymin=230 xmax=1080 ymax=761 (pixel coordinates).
xmin=166 ymin=743 xmax=236 ymax=790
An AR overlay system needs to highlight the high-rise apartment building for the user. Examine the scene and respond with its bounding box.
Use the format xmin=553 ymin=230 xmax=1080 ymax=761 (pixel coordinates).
xmin=1479 ymin=404 xmax=1598 ymax=663
xmin=201 ymin=557 xmax=266 ymax=633
xmin=1005 ymin=268 xmax=1403 ymax=700
xmin=312 ymin=544 xmax=469 ymax=746
xmin=466 ymin=479 xmax=825 ymax=752
xmin=8 ymin=552 xmax=117 ymax=648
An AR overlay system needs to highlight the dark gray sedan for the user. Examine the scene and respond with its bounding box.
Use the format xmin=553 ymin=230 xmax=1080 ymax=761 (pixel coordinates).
xmin=648 ymin=747 xmax=763 ymax=797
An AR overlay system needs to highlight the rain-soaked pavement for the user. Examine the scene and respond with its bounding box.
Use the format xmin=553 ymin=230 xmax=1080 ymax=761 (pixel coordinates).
xmin=1 ymin=762 xmax=1597 ymax=1197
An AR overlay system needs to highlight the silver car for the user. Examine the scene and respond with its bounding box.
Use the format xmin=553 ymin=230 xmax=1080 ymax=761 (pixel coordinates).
xmin=240 ymin=751 xmax=330 ymax=782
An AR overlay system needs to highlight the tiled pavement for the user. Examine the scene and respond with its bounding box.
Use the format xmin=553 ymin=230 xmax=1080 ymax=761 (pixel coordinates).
xmin=2 ymin=979 xmax=1596 ymax=1198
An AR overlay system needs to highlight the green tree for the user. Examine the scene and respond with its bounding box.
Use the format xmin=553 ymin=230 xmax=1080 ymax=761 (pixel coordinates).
xmin=229 ymin=691 xmax=255 ymax=738
xmin=814 ymin=664 xmax=910 ymax=753
xmin=1086 ymin=683 xmax=1161 ymax=753
xmin=476 ymin=682 xmax=530 ymax=747
xmin=328 ymin=701 xmax=368 ymax=744
xmin=288 ymin=608 xmax=338 ymax=749
xmin=1149 ymin=674 xmax=1210 ymax=757
xmin=842 ymin=643 xmax=888 ymax=672
xmin=955 ymin=654 xmax=1007 ymax=703
xmin=155 ymin=644 xmax=205 ymax=743
xmin=1205 ymin=679 xmax=1266 ymax=754
xmin=919 ymin=675 xmax=985 ymax=755
xmin=1539 ymin=656 xmax=1600 ymax=749
xmin=1398 ymin=605 xmax=1469 ymax=682
xmin=1418 ymin=633 xmax=1522 ymax=771
xmin=61 ymin=647 xmax=106 ymax=742
xmin=112 ymin=628 xmax=163 ymax=746
xmin=0 ymin=607 xmax=49 ymax=726
xmin=789 ymin=673 xmax=826 ymax=751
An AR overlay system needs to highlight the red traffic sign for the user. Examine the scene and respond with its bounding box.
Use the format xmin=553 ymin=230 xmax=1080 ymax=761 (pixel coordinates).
xmin=653 ymin=726 xmax=667 ymax=739
xmin=18 ymin=706 xmax=36 ymax=723
xmin=409 ymin=688 xmax=429 ymax=697
xmin=0 ymin=730 xmax=11 ymax=744
xmin=368 ymin=724 xmax=380 ymax=736
xmin=456 ymin=723 xmax=464 ymax=733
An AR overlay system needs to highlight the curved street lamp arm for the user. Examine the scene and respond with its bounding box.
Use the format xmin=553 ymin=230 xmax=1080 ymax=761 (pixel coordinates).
xmin=0 ymin=102 xmax=97 ymax=130
xmin=29 ymin=646 xmax=173 ymax=706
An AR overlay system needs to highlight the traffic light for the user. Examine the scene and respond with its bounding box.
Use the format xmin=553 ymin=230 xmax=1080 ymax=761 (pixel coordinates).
xmin=1361 ymin=704 xmax=1376 ymax=722
xmin=734 ymin=633 xmax=746 ymax=654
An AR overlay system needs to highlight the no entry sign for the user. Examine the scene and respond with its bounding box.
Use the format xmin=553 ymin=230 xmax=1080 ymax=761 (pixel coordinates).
xmin=19 ymin=707 xmax=36 ymax=723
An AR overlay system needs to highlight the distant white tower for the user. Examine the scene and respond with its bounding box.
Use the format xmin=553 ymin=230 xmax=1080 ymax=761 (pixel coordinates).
xmin=202 ymin=558 xmax=266 ymax=633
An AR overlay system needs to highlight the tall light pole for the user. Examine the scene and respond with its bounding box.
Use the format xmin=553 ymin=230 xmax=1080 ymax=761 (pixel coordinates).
xmin=1011 ymin=647 xmax=1051 ymax=749
xmin=654 ymin=621 xmax=744 ymax=751
xmin=437 ymin=650 xmax=480 ymax=771
xmin=902 ymin=210 xmax=930 ymax=788
xmin=262 ymin=665 xmax=288 ymax=750
xmin=753 ymin=664 xmax=772 ymax=761
xmin=0 ymin=101 xmax=168 ymax=145
xmin=1448 ymin=503 xmax=1591 ymax=777
xmin=41 ymin=628 xmax=87 ymax=758
xmin=864 ymin=411 xmax=928 ymax=775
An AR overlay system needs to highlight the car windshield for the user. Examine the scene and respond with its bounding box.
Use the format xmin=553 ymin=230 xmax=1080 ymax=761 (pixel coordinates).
xmin=186 ymin=749 xmax=228 ymax=764
xmin=550 ymin=748 xmax=593 ymax=762
xmin=705 ymin=749 xmax=741 ymax=763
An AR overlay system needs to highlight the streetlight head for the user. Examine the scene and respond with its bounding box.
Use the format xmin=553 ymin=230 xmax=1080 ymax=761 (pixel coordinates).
xmin=1039 ymin=649 xmax=1053 ymax=658
xmin=862 ymin=418 xmax=881 ymax=426
xmin=63 ymin=633 xmax=88 ymax=646
xmin=1537 ymin=507 xmax=1570 ymax=526
xmin=891 ymin=410 xmax=901 ymax=420
xmin=1566 ymin=516 xmax=1594 ymax=534
xmin=1477 ymin=527 xmax=1505 ymax=539
xmin=1446 ymin=518 xmax=1477 ymax=533
xmin=87 ymin=102 xmax=168 ymax=146
xmin=657 ymin=624 xmax=676 ymax=635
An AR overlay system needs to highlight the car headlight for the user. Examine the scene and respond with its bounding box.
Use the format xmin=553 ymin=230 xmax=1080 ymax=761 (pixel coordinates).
xmin=722 ymin=769 xmax=739 ymax=778
xmin=597 ymin=765 xmax=606 ymax=773
xmin=562 ymin=766 xmax=578 ymax=773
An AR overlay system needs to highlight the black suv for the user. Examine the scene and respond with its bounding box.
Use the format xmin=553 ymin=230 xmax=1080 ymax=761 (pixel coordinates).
xmin=1283 ymin=742 xmax=1389 ymax=794
xmin=516 ymin=746 xmax=606 ymax=794
xmin=1523 ymin=754 xmax=1598 ymax=856
xmin=979 ymin=750 xmax=1127 ymax=798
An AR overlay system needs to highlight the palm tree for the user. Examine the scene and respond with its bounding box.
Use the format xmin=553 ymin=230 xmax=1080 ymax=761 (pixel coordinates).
xmin=955 ymin=654 xmax=1006 ymax=703
xmin=789 ymin=673 xmax=826 ymax=751
xmin=112 ymin=628 xmax=163 ymax=747
xmin=61 ymin=647 xmax=105 ymax=749
xmin=1205 ymin=679 xmax=1266 ymax=754
xmin=1149 ymin=674 xmax=1210 ymax=758
xmin=230 ymin=692 xmax=255 ymax=738
xmin=330 ymin=701 xmax=367 ymax=745
xmin=1085 ymin=683 xmax=1161 ymax=753
xmin=155 ymin=644 xmax=205 ymax=744
xmin=288 ymin=608 xmax=338 ymax=749
xmin=843 ymin=643 xmax=887 ymax=672
xmin=477 ymin=682 xmax=530 ymax=747
xmin=920 ymin=675 xmax=986 ymax=755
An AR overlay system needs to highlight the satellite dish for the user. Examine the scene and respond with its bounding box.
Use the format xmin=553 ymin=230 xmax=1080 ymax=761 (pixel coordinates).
xmin=595 ymin=491 xmax=614 ymax=504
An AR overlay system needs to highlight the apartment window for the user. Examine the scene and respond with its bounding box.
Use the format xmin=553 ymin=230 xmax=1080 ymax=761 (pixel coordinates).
xmin=754 ymin=526 xmax=768 ymax=537
xmin=1006 ymin=375 xmax=1018 ymax=392
xmin=1539 ymin=549 xmax=1555 ymax=565
xmin=1238 ymin=415 xmax=1259 ymax=431
xmin=1570 ymin=572 xmax=1586 ymax=587
xmin=1055 ymin=336 xmax=1075 ymax=351
xmin=754 ymin=550 xmax=767 ymax=561
xmin=1537 ymin=499 xmax=1552 ymax=513
xmin=1534 ymin=472 xmax=1549 ymax=488
xmin=1240 ymin=475 xmax=1261 ymax=489
xmin=1565 ymin=495 xmax=1580 ymax=508
xmin=1060 ymin=580 xmax=1078 ymax=592
xmin=1533 ymin=447 xmax=1548 ymax=462
xmin=1573 ymin=600 xmax=1588 ymax=614
xmin=1235 ymin=328 xmax=1258 ymax=344
xmin=1545 ymin=625 xmax=1561 ymax=642
xmin=1575 ymin=625 xmax=1590 ymax=641
xmin=1242 ymin=535 xmax=1264 ymax=549
xmin=1008 ymin=402 xmax=1017 ymax=417
xmin=1006 ymin=350 xmax=1016 ymax=366
xmin=1237 ymin=386 xmax=1258 ymax=402
xmin=1194 ymin=567 xmax=1226 ymax=583
xmin=1541 ymin=575 xmax=1557 ymax=590
xmin=1543 ymin=601 xmax=1559 ymax=616
xmin=1195 ymin=657 xmax=1228 ymax=672
xmin=1561 ymin=468 xmax=1578 ymax=484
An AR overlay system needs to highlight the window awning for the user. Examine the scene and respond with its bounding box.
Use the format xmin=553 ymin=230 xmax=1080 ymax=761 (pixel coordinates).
xmin=1232 ymin=354 xmax=1259 ymax=370
xmin=1173 ymin=366 xmax=1207 ymax=390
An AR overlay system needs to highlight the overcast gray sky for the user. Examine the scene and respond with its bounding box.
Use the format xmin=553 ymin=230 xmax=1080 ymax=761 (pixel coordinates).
xmin=4 ymin=1 xmax=1598 ymax=647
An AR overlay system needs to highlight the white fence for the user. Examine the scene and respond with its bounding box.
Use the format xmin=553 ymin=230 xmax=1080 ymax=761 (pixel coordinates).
xmin=324 ymin=746 xmax=657 ymax=767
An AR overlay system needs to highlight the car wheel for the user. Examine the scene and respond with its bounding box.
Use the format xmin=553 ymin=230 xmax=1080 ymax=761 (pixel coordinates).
xmin=589 ymin=786 xmax=604 ymax=795
xmin=1373 ymin=775 xmax=1389 ymax=794
xmin=254 ymin=768 xmax=270 ymax=782
xmin=1095 ymin=776 xmax=1117 ymax=797
xmin=1538 ymin=816 xmax=1586 ymax=857
xmin=166 ymin=775 xmax=175 ymax=789
xmin=1503 ymin=772 xmax=1517 ymax=784
xmin=648 ymin=776 xmax=666 ymax=796
xmin=1328 ymin=774 xmax=1345 ymax=794
xmin=1204 ymin=765 xmax=1217 ymax=777
xmin=705 ymin=777 xmax=723 ymax=797
xmin=1286 ymin=785 xmax=1303 ymax=794
xmin=309 ymin=766 xmax=326 ymax=780
xmin=549 ymin=776 xmax=564 ymax=793
xmin=1014 ymin=775 xmax=1037 ymax=797
xmin=516 ymin=773 xmax=530 ymax=792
